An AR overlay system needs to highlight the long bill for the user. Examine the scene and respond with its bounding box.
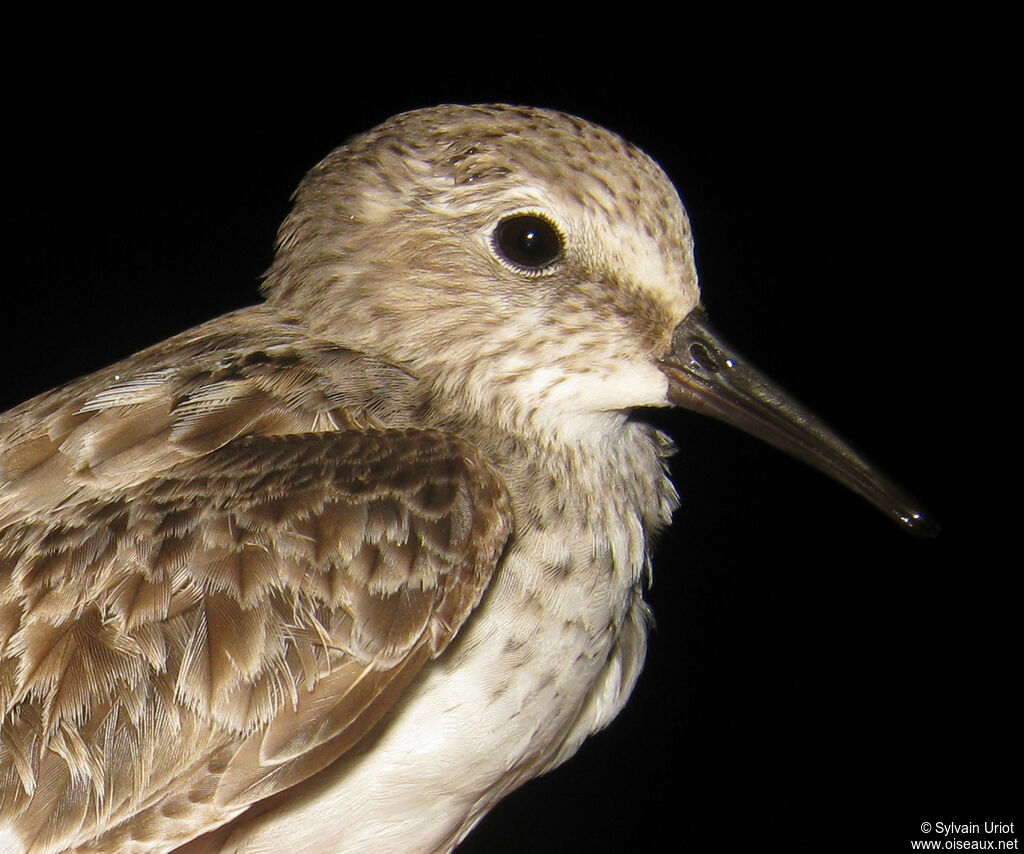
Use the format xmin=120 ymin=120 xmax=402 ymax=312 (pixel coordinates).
xmin=659 ymin=306 xmax=938 ymax=536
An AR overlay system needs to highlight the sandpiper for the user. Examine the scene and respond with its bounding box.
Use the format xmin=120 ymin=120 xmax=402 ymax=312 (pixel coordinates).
xmin=0 ymin=105 xmax=933 ymax=853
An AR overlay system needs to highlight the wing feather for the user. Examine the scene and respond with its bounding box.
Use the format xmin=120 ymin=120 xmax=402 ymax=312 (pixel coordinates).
xmin=0 ymin=316 xmax=512 ymax=853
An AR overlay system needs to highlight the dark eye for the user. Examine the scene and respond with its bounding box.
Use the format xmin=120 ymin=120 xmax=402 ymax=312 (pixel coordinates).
xmin=493 ymin=214 xmax=563 ymax=271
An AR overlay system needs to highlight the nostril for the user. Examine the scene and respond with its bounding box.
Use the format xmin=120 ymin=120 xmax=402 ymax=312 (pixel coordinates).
xmin=689 ymin=341 xmax=720 ymax=372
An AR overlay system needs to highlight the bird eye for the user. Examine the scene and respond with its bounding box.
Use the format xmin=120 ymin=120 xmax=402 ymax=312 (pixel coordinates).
xmin=493 ymin=214 xmax=563 ymax=272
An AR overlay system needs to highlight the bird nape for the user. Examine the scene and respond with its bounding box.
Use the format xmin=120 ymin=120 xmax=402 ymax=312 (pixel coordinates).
xmin=0 ymin=104 xmax=933 ymax=854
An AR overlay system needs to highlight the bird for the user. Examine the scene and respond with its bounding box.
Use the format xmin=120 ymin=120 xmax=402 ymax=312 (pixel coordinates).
xmin=0 ymin=104 xmax=935 ymax=854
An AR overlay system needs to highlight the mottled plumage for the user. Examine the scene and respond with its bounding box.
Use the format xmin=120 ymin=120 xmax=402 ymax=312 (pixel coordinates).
xmin=0 ymin=105 xmax=930 ymax=853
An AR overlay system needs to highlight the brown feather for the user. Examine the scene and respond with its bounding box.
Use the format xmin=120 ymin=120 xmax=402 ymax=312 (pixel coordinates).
xmin=0 ymin=320 xmax=512 ymax=852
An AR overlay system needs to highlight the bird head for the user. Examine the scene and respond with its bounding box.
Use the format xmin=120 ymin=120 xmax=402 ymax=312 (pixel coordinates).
xmin=262 ymin=104 xmax=935 ymax=534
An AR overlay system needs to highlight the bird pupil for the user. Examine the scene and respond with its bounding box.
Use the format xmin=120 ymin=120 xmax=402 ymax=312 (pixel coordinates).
xmin=494 ymin=215 xmax=562 ymax=270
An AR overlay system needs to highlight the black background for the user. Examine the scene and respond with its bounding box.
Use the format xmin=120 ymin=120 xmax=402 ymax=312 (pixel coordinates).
xmin=5 ymin=9 xmax=1018 ymax=853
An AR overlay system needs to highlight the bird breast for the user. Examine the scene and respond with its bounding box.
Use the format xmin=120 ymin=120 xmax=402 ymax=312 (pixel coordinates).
xmin=215 ymin=421 xmax=677 ymax=853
